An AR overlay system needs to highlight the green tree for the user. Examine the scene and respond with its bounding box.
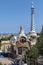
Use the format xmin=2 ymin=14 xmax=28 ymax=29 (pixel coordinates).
xmin=25 ymin=45 xmax=39 ymax=65
xmin=8 ymin=34 xmax=13 ymax=40
xmin=39 ymin=26 xmax=43 ymax=49
xmin=0 ymin=63 xmax=2 ymax=65
xmin=29 ymin=45 xmax=39 ymax=59
xmin=0 ymin=34 xmax=13 ymax=41
xmin=37 ymin=26 xmax=43 ymax=55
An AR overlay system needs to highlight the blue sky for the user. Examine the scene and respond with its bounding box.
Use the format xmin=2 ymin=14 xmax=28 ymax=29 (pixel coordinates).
xmin=0 ymin=0 xmax=43 ymax=34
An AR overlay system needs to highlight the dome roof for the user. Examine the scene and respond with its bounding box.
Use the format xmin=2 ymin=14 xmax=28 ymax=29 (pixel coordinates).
xmin=30 ymin=31 xmax=37 ymax=37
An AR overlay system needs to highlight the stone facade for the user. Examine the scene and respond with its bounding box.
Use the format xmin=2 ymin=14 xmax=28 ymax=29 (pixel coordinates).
xmin=1 ymin=41 xmax=11 ymax=53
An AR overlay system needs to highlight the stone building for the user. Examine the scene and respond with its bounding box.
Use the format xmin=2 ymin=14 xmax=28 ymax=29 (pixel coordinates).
xmin=10 ymin=26 xmax=30 ymax=59
xmin=1 ymin=41 xmax=11 ymax=53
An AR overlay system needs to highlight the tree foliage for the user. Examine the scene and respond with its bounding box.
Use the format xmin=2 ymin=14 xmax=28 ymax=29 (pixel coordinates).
xmin=29 ymin=45 xmax=39 ymax=59
xmin=37 ymin=26 xmax=43 ymax=51
xmin=0 ymin=63 xmax=2 ymax=65
xmin=0 ymin=34 xmax=13 ymax=41
xmin=25 ymin=45 xmax=39 ymax=60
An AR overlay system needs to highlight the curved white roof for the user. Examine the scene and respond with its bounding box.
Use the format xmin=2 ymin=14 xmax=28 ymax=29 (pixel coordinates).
xmin=19 ymin=32 xmax=27 ymax=38
xmin=18 ymin=26 xmax=27 ymax=40
xmin=10 ymin=36 xmax=17 ymax=45
xmin=30 ymin=31 xmax=37 ymax=37
xmin=30 ymin=41 xmax=36 ymax=45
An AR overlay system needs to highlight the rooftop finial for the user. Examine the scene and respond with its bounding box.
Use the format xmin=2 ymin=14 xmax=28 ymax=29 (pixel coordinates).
xmin=32 ymin=1 xmax=34 ymax=8
xmin=19 ymin=26 xmax=24 ymax=34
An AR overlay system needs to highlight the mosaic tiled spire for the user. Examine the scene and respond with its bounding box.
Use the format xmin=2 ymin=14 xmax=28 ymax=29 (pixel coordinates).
xmin=31 ymin=2 xmax=35 ymax=32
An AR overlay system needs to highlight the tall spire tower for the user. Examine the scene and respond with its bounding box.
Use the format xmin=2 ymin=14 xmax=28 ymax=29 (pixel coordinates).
xmin=31 ymin=2 xmax=35 ymax=32
xmin=30 ymin=2 xmax=37 ymax=37
xmin=29 ymin=2 xmax=37 ymax=45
